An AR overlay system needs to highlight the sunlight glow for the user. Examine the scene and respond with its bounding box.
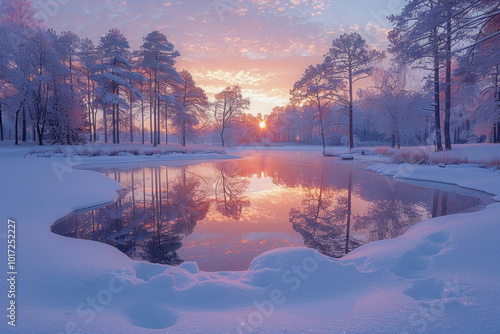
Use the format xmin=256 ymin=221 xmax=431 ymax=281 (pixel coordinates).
xmin=259 ymin=121 xmax=266 ymax=129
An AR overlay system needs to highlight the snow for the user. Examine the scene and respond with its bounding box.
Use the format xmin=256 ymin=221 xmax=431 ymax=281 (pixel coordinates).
xmin=0 ymin=146 xmax=499 ymax=333
xmin=367 ymin=163 xmax=500 ymax=201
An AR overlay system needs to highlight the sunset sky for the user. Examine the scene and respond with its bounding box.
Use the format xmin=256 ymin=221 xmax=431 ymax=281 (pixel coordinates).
xmin=38 ymin=0 xmax=401 ymax=116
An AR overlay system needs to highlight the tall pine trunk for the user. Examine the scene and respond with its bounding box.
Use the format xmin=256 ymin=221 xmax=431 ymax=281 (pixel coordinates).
xmin=116 ymin=104 xmax=120 ymax=144
xmin=153 ymin=83 xmax=157 ymax=147
xmin=182 ymin=120 xmax=186 ymax=147
xmin=87 ymin=74 xmax=93 ymax=142
xmin=103 ymin=108 xmax=108 ymax=143
xmin=112 ymin=104 xmax=116 ymax=144
xmin=141 ymin=82 xmax=145 ymax=144
xmin=348 ymin=63 xmax=354 ymax=151
xmin=14 ymin=102 xmax=21 ymax=146
xmin=433 ymin=27 xmax=443 ymax=152
xmin=130 ymin=90 xmax=133 ymax=143
xmin=164 ymin=101 xmax=168 ymax=145
xmin=444 ymin=13 xmax=452 ymax=150
xmin=22 ymin=104 xmax=27 ymax=142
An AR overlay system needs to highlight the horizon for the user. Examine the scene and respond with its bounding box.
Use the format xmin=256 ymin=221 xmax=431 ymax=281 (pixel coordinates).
xmin=38 ymin=0 xmax=397 ymax=116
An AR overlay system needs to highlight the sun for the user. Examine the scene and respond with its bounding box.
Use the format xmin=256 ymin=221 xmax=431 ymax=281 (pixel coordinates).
xmin=259 ymin=121 xmax=266 ymax=129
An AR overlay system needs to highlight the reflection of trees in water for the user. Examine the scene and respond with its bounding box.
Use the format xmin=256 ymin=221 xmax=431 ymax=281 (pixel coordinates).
xmin=290 ymin=166 xmax=365 ymax=258
xmin=52 ymin=166 xmax=212 ymax=266
xmin=289 ymin=165 xmax=456 ymax=259
xmin=214 ymin=165 xmax=250 ymax=220
xmin=354 ymin=198 xmax=421 ymax=243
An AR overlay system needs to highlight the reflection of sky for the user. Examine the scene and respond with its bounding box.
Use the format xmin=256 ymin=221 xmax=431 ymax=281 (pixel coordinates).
xmin=53 ymin=151 xmax=491 ymax=271
xmin=40 ymin=0 xmax=400 ymax=115
xmin=180 ymin=179 xmax=305 ymax=271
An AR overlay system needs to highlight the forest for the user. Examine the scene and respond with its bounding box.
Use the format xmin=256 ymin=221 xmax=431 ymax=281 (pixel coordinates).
xmin=0 ymin=0 xmax=498 ymax=150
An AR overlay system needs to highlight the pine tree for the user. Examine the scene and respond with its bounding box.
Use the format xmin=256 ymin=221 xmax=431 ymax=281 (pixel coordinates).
xmin=324 ymin=32 xmax=384 ymax=150
xmin=94 ymin=29 xmax=141 ymax=144
xmin=138 ymin=31 xmax=180 ymax=147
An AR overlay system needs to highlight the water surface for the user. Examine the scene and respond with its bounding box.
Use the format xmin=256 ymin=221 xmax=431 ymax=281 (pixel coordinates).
xmin=52 ymin=151 xmax=492 ymax=271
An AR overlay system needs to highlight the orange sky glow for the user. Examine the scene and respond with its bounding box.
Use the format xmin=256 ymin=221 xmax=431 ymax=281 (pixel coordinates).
xmin=42 ymin=0 xmax=398 ymax=116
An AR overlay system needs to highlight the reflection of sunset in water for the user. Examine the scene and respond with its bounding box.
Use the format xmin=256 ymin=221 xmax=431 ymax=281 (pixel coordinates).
xmin=52 ymin=151 xmax=491 ymax=271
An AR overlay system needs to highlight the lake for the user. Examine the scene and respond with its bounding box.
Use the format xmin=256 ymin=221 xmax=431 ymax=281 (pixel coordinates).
xmin=51 ymin=150 xmax=493 ymax=271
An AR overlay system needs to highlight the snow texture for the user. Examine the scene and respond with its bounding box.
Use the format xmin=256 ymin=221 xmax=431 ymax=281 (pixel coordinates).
xmin=0 ymin=148 xmax=499 ymax=333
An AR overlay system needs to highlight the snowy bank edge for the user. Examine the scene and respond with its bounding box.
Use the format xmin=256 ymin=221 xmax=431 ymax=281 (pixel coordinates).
xmin=366 ymin=162 xmax=500 ymax=201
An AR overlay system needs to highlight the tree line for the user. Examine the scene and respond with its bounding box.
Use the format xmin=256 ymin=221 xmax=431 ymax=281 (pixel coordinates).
xmin=0 ymin=0 xmax=250 ymax=147
xmin=265 ymin=0 xmax=499 ymax=153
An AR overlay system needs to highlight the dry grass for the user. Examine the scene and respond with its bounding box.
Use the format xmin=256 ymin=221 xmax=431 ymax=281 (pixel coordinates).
xmin=373 ymin=145 xmax=500 ymax=168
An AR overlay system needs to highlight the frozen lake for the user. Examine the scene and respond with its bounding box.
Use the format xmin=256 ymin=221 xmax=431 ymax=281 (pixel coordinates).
xmin=51 ymin=151 xmax=493 ymax=271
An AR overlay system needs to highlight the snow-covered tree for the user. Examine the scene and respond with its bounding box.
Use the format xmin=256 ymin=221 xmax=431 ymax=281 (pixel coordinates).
xmin=138 ymin=30 xmax=181 ymax=146
xmin=456 ymin=6 xmax=500 ymax=142
xmin=78 ymin=37 xmax=98 ymax=142
xmin=213 ymin=85 xmax=250 ymax=148
xmin=360 ymin=67 xmax=428 ymax=148
xmin=323 ymin=32 xmax=384 ymax=150
xmin=291 ymin=64 xmax=341 ymax=155
xmin=93 ymin=29 xmax=142 ymax=144
xmin=388 ymin=0 xmax=492 ymax=150
xmin=173 ymin=70 xmax=209 ymax=146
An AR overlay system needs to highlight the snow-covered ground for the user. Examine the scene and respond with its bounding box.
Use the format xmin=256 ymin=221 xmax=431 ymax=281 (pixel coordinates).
xmin=0 ymin=144 xmax=499 ymax=333
xmin=359 ymin=144 xmax=500 ymax=167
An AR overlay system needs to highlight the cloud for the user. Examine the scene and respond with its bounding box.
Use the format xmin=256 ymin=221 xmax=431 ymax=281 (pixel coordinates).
xmin=46 ymin=0 xmax=391 ymax=115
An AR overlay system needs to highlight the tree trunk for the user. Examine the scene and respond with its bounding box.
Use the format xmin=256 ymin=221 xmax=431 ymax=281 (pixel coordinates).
xmin=15 ymin=104 xmax=21 ymax=146
xmin=116 ymin=104 xmax=120 ymax=144
xmin=348 ymin=64 xmax=354 ymax=150
xmin=153 ymin=70 xmax=157 ymax=147
xmin=88 ymin=74 xmax=93 ymax=142
xmin=444 ymin=14 xmax=452 ymax=151
xmin=22 ymin=104 xmax=26 ymax=142
xmin=37 ymin=121 xmax=44 ymax=146
xmin=92 ymin=82 xmax=97 ymax=142
xmin=433 ymin=28 xmax=443 ymax=152
xmin=103 ymin=108 xmax=108 ymax=143
xmin=157 ymin=97 xmax=161 ymax=145
xmin=149 ymin=77 xmax=153 ymax=144
xmin=112 ymin=104 xmax=116 ymax=144
xmin=22 ymin=104 xmax=27 ymax=142
xmin=141 ymin=82 xmax=145 ymax=144
xmin=319 ymin=111 xmax=326 ymax=155
xmin=165 ymin=101 xmax=168 ymax=145
xmin=182 ymin=120 xmax=186 ymax=147
xmin=130 ymin=91 xmax=133 ymax=143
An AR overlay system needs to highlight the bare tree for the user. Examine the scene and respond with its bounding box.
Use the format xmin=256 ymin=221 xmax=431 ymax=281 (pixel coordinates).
xmin=213 ymin=85 xmax=250 ymax=148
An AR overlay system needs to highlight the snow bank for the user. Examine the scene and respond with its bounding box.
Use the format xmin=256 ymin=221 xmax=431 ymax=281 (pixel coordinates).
xmin=368 ymin=163 xmax=500 ymax=201
xmin=0 ymin=153 xmax=499 ymax=333
xmin=373 ymin=144 xmax=500 ymax=167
